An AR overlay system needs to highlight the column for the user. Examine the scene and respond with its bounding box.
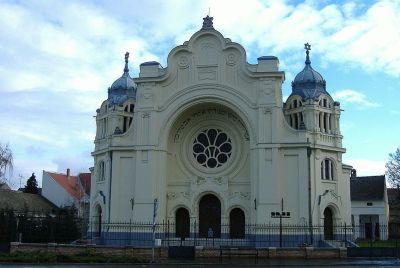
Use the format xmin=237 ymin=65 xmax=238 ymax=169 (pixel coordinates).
xmin=353 ymin=214 xmax=360 ymax=240
xmin=327 ymin=114 xmax=331 ymax=133
xmin=319 ymin=112 xmax=324 ymax=132
xmin=379 ymin=214 xmax=388 ymax=240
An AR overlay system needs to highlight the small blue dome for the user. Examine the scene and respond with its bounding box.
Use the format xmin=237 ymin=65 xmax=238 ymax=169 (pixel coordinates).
xmin=290 ymin=43 xmax=327 ymax=100
xmin=108 ymin=52 xmax=137 ymax=106
xmin=110 ymin=72 xmax=136 ymax=91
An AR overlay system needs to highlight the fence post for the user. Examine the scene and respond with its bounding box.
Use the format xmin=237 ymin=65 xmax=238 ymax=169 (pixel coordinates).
xmin=344 ymin=222 xmax=347 ymax=244
xmin=194 ymin=221 xmax=197 ymax=246
xmin=167 ymin=220 xmax=170 ymax=247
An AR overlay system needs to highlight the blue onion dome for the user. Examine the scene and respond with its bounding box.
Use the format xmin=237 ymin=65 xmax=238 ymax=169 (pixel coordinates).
xmin=108 ymin=52 xmax=137 ymax=106
xmin=291 ymin=43 xmax=328 ymax=100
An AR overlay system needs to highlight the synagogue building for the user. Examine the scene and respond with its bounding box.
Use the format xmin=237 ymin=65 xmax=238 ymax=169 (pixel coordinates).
xmin=90 ymin=16 xmax=352 ymax=245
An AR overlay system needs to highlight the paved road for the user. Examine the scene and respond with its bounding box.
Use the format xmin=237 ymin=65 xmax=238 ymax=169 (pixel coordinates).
xmin=1 ymin=258 xmax=400 ymax=267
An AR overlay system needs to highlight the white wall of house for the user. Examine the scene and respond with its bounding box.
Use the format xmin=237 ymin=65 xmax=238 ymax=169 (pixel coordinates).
xmin=41 ymin=171 xmax=77 ymax=208
xmin=352 ymin=200 xmax=389 ymax=240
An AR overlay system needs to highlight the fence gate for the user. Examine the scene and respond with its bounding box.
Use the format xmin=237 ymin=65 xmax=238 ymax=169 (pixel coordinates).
xmin=168 ymin=246 xmax=195 ymax=259
xmin=0 ymin=214 xmax=13 ymax=253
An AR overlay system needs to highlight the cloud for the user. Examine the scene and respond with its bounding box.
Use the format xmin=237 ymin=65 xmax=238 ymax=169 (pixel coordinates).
xmin=1 ymin=0 xmax=399 ymax=188
xmin=347 ymin=159 xmax=386 ymax=177
xmin=331 ymin=89 xmax=380 ymax=107
xmin=52 ymin=153 xmax=93 ymax=175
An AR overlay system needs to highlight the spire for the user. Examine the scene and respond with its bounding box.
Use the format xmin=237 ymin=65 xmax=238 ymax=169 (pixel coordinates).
xmin=124 ymin=52 xmax=129 ymax=74
xmin=304 ymin=43 xmax=311 ymax=65
xmin=201 ymin=15 xmax=214 ymax=30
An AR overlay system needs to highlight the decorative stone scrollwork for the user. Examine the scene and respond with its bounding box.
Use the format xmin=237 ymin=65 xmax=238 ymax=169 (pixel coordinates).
xmin=192 ymin=177 xmax=206 ymax=186
xmin=167 ymin=192 xmax=177 ymax=200
xmin=229 ymin=191 xmax=250 ymax=200
xmin=180 ymin=192 xmax=191 ymax=199
xmin=226 ymin=53 xmax=237 ymax=66
xmin=178 ymin=56 xmax=189 ymax=68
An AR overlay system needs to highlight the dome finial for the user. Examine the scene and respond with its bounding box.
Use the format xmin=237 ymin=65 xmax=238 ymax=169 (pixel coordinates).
xmin=304 ymin=43 xmax=311 ymax=65
xmin=201 ymin=15 xmax=214 ymax=30
xmin=124 ymin=52 xmax=129 ymax=73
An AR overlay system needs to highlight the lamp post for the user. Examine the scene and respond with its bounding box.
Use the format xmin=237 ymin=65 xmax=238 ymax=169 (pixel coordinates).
xmin=152 ymin=198 xmax=158 ymax=263
xmin=271 ymin=198 xmax=291 ymax=247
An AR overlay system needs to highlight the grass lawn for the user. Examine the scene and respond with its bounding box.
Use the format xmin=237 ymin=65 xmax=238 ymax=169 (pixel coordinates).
xmin=356 ymin=239 xmax=400 ymax=248
xmin=0 ymin=251 xmax=145 ymax=263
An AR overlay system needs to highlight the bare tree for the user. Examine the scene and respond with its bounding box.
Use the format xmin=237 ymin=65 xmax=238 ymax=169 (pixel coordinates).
xmin=386 ymin=147 xmax=400 ymax=186
xmin=0 ymin=143 xmax=13 ymax=184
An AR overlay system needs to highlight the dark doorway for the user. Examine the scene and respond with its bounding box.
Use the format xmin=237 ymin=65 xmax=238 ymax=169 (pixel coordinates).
xmin=374 ymin=223 xmax=380 ymax=240
xmin=95 ymin=205 xmax=102 ymax=237
xmin=229 ymin=208 xmax=245 ymax=239
xmin=199 ymin=194 xmax=221 ymax=238
xmin=176 ymin=208 xmax=190 ymax=239
xmin=324 ymin=207 xmax=333 ymax=240
xmin=365 ymin=223 xmax=372 ymax=239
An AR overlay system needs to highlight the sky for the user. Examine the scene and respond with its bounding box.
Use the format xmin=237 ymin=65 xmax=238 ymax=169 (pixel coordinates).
xmin=0 ymin=0 xmax=399 ymax=189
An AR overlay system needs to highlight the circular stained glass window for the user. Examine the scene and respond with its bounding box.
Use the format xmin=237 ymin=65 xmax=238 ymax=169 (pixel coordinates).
xmin=192 ymin=129 xmax=232 ymax=168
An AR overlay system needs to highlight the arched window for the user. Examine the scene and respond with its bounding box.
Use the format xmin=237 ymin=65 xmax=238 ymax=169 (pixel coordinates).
xmin=100 ymin=118 xmax=108 ymax=138
xmin=321 ymin=159 xmax=335 ymax=180
xmin=230 ymin=208 xmax=245 ymax=239
xmin=98 ymin=161 xmax=105 ymax=182
xmin=122 ymin=104 xmax=134 ymax=133
xmin=175 ymin=208 xmax=190 ymax=239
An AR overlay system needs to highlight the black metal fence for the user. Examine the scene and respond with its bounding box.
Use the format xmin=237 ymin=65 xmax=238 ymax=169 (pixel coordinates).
xmin=0 ymin=211 xmax=84 ymax=245
xmin=2 ymin=212 xmax=400 ymax=249
xmin=86 ymin=221 xmax=398 ymax=248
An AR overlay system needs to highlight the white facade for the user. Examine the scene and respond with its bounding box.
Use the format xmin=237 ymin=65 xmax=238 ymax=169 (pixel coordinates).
xmin=351 ymin=177 xmax=389 ymax=240
xmin=90 ymin=17 xmax=352 ymax=242
xmin=42 ymin=171 xmax=76 ymax=208
xmin=42 ymin=170 xmax=91 ymax=218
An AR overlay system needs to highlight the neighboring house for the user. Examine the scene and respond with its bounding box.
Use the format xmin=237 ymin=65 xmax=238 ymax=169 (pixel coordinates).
xmin=0 ymin=189 xmax=56 ymax=215
xmin=42 ymin=169 xmax=91 ymax=218
xmin=350 ymin=175 xmax=389 ymax=240
xmin=0 ymin=182 xmax=11 ymax=190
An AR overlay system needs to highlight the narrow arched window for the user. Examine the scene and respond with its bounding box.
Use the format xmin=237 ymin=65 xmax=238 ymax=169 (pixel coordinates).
xmin=176 ymin=208 xmax=190 ymax=239
xmin=321 ymin=159 xmax=335 ymax=180
xmin=98 ymin=161 xmax=105 ymax=182
xmin=230 ymin=208 xmax=245 ymax=239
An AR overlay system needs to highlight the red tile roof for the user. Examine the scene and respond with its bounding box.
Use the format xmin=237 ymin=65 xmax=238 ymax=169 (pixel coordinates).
xmin=78 ymin=173 xmax=91 ymax=195
xmin=45 ymin=171 xmax=90 ymax=200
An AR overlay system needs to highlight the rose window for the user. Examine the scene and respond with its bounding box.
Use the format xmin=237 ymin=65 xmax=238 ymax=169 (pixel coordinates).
xmin=192 ymin=129 xmax=232 ymax=168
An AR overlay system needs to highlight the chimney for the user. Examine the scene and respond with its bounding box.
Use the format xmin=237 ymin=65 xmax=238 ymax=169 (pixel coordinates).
xmin=350 ymin=169 xmax=357 ymax=179
xmin=67 ymin=168 xmax=70 ymax=179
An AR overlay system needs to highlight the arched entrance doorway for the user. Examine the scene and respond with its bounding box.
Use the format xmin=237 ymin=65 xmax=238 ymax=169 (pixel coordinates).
xmin=199 ymin=194 xmax=221 ymax=238
xmin=94 ymin=205 xmax=102 ymax=237
xmin=229 ymin=208 xmax=245 ymax=239
xmin=175 ymin=208 xmax=190 ymax=239
xmin=324 ymin=207 xmax=334 ymax=240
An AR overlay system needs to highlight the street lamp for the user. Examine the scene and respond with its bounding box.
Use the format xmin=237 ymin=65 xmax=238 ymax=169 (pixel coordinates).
xmin=270 ymin=198 xmax=291 ymax=247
